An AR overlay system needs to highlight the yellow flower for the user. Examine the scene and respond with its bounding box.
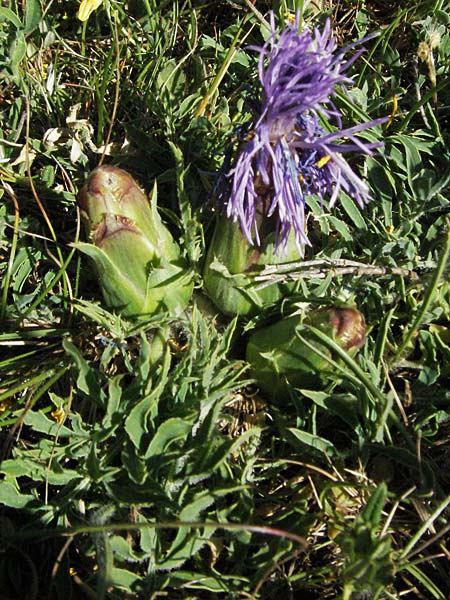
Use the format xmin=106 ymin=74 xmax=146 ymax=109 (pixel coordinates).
xmin=51 ymin=407 xmax=66 ymax=424
xmin=78 ymin=0 xmax=103 ymax=22
xmin=0 ymin=399 xmax=13 ymax=413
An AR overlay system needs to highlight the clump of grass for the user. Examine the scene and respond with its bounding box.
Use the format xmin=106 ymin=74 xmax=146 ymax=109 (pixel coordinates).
xmin=1 ymin=0 xmax=450 ymax=598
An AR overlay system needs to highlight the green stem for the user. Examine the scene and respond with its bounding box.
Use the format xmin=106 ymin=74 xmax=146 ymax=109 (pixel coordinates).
xmin=399 ymin=492 xmax=450 ymax=560
xmin=390 ymin=221 xmax=450 ymax=367
xmin=304 ymin=326 xmax=414 ymax=450
xmin=18 ymin=246 xmax=76 ymax=322
xmin=195 ymin=14 xmax=255 ymax=117
xmin=398 ymin=78 xmax=450 ymax=134
xmin=0 ymin=366 xmax=67 ymax=403
xmin=0 ymin=185 xmax=20 ymax=320
xmin=10 ymin=520 xmax=307 ymax=548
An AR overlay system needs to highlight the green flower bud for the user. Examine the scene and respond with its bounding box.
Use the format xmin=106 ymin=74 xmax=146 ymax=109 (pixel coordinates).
xmin=246 ymin=307 xmax=366 ymax=398
xmin=203 ymin=217 xmax=301 ymax=317
xmin=75 ymin=165 xmax=193 ymax=317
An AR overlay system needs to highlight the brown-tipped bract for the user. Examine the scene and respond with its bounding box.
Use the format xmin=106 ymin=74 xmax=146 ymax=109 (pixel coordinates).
xmin=76 ymin=165 xmax=193 ymax=317
xmin=246 ymin=307 xmax=366 ymax=398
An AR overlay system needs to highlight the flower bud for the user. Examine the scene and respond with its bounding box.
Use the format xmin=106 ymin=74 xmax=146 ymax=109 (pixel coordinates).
xmin=75 ymin=165 xmax=193 ymax=317
xmin=246 ymin=307 xmax=366 ymax=398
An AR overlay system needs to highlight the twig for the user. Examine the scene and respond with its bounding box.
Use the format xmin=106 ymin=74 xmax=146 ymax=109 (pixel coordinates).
xmin=382 ymin=360 xmax=409 ymax=427
xmin=253 ymin=258 xmax=418 ymax=289
xmin=239 ymin=0 xmax=270 ymax=29
xmin=412 ymin=55 xmax=431 ymax=129
xmin=400 ymin=492 xmax=450 ymax=559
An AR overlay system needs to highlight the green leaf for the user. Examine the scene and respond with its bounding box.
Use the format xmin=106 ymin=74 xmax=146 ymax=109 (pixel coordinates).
xmin=0 ymin=454 xmax=80 ymax=485
xmin=156 ymin=492 xmax=218 ymax=571
xmin=367 ymin=156 xmax=396 ymax=226
xmin=167 ymin=570 xmax=246 ymax=592
xmin=285 ymin=427 xmax=338 ymax=457
xmin=179 ymin=492 xmax=217 ymax=521
xmin=0 ymin=459 xmax=32 ymax=478
xmin=156 ymin=58 xmax=186 ymax=98
xmin=24 ymin=0 xmax=42 ymax=33
xmin=139 ymin=517 xmax=159 ymax=555
xmin=121 ymin=440 xmax=147 ymax=484
xmin=103 ymin=376 xmax=124 ymax=429
xmin=403 ymin=564 xmax=447 ymax=600
xmin=109 ymin=535 xmax=145 ymax=562
xmin=394 ymin=134 xmax=433 ymax=195
xmin=94 ymin=527 xmax=114 ymax=598
xmin=0 ymin=480 xmax=34 ymax=508
xmin=306 ymin=195 xmax=330 ymax=234
xmin=157 ymin=527 xmax=214 ymax=571
xmin=145 ymin=417 xmax=192 ymax=459
xmin=110 ymin=567 xmax=142 ymax=590
xmin=359 ymin=483 xmax=388 ymax=528
xmin=124 ymin=346 xmax=172 ymax=449
xmin=63 ymin=338 xmax=105 ymax=405
xmin=418 ymin=330 xmax=440 ymax=385
xmin=339 ymin=192 xmax=367 ymax=230
xmin=73 ymin=241 xmax=147 ymax=316
xmin=0 ymin=7 xmax=23 ymax=28
xmin=300 ymin=389 xmax=360 ymax=429
xmin=23 ymin=410 xmax=73 ymax=438
xmin=168 ymin=141 xmax=203 ymax=265
xmin=86 ymin=443 xmax=103 ymax=482
xmin=328 ymin=215 xmax=352 ymax=241
xmin=9 ymin=33 xmax=27 ymax=68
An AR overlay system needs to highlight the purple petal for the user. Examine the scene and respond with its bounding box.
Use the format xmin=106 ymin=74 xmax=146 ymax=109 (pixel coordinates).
xmin=224 ymin=15 xmax=386 ymax=254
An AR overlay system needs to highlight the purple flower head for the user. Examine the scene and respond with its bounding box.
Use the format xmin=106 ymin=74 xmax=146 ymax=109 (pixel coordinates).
xmin=225 ymin=16 xmax=386 ymax=253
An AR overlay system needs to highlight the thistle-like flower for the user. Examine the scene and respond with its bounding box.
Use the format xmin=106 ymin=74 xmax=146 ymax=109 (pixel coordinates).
xmin=204 ymin=17 xmax=385 ymax=317
xmin=226 ymin=16 xmax=386 ymax=253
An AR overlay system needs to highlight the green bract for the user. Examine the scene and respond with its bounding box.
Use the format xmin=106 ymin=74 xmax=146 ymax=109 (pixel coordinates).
xmin=203 ymin=217 xmax=301 ymax=317
xmin=75 ymin=165 xmax=193 ymax=317
xmin=246 ymin=307 xmax=366 ymax=399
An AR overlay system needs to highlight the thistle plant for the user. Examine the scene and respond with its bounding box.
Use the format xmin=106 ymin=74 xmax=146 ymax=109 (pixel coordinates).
xmin=204 ymin=16 xmax=386 ymax=316
xmin=3 ymin=2 xmax=450 ymax=598
xmin=76 ymin=165 xmax=193 ymax=317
